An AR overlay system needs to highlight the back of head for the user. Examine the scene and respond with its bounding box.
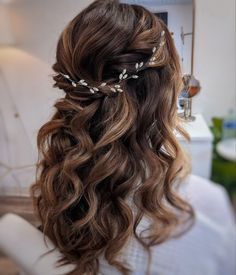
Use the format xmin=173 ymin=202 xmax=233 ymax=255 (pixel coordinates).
xmin=31 ymin=1 xmax=193 ymax=274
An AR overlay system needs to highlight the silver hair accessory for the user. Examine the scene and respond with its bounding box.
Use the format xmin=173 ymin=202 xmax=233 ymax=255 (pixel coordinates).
xmin=59 ymin=30 xmax=165 ymax=95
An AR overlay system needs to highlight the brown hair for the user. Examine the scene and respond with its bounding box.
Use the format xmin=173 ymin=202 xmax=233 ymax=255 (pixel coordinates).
xmin=31 ymin=0 xmax=194 ymax=274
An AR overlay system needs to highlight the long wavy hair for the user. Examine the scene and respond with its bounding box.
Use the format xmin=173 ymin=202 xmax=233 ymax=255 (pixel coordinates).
xmin=31 ymin=0 xmax=194 ymax=274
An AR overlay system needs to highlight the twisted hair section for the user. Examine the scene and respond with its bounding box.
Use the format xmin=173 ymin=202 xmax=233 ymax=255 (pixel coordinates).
xmin=31 ymin=1 xmax=194 ymax=274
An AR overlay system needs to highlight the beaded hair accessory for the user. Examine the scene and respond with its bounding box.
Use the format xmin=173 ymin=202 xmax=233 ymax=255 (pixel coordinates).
xmin=59 ymin=30 xmax=165 ymax=94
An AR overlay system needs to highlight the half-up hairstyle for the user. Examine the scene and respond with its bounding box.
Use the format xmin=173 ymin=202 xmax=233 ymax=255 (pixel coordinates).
xmin=31 ymin=0 xmax=194 ymax=274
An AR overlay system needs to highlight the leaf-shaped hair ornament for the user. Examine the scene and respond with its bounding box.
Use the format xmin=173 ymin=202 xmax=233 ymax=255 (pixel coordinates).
xmin=59 ymin=30 xmax=166 ymax=95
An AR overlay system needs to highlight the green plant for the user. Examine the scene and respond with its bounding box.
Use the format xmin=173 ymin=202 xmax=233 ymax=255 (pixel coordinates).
xmin=210 ymin=117 xmax=236 ymax=201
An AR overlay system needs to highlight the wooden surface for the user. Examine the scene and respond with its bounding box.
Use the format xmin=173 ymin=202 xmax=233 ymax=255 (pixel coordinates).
xmin=0 ymin=255 xmax=18 ymax=275
xmin=0 ymin=196 xmax=39 ymax=275
xmin=0 ymin=196 xmax=38 ymax=226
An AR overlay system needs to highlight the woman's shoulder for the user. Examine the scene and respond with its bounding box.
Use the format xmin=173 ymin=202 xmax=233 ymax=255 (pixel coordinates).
xmin=145 ymin=176 xmax=236 ymax=274
xmin=179 ymin=174 xmax=235 ymax=227
xmin=99 ymin=175 xmax=236 ymax=274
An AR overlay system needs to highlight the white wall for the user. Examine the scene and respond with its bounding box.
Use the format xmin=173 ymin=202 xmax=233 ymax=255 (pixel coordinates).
xmin=0 ymin=0 xmax=93 ymax=195
xmin=193 ymin=0 xmax=236 ymax=123
xmin=8 ymin=0 xmax=93 ymax=63
xmin=148 ymin=3 xmax=193 ymax=74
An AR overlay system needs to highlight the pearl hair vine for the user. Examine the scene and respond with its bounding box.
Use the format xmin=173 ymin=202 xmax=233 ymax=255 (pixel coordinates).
xmin=59 ymin=30 xmax=165 ymax=95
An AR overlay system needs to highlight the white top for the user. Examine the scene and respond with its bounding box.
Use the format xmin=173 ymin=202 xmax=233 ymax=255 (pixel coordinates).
xmin=99 ymin=175 xmax=236 ymax=275
xmin=0 ymin=175 xmax=235 ymax=275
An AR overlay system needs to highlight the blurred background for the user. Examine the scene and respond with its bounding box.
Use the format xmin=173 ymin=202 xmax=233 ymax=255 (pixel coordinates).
xmin=0 ymin=0 xmax=235 ymax=273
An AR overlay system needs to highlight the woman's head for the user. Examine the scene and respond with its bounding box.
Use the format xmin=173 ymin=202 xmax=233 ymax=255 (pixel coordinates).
xmin=53 ymin=0 xmax=181 ymax=97
xmin=31 ymin=1 xmax=193 ymax=274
